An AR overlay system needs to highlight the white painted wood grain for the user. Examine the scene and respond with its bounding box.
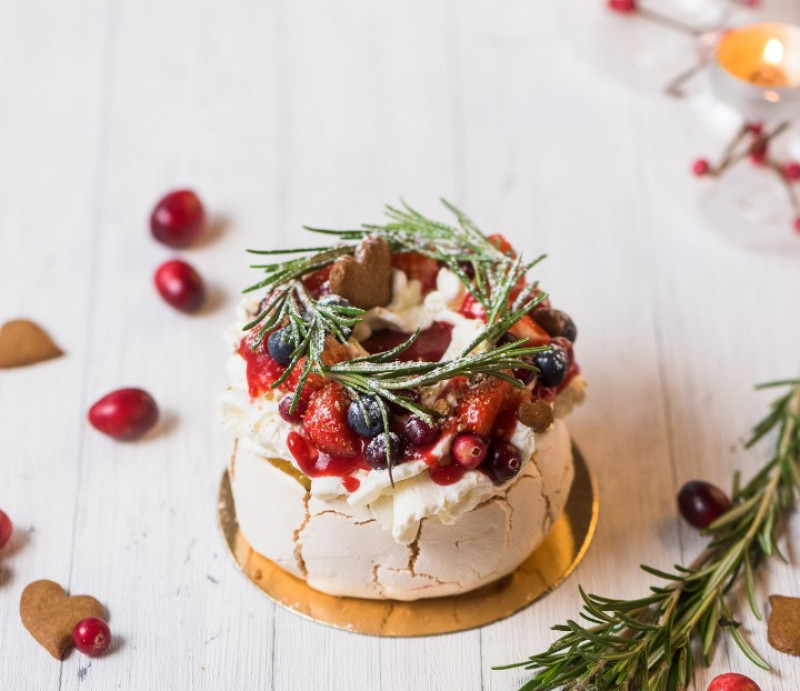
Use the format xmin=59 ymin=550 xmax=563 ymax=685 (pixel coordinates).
xmin=1 ymin=1 xmax=800 ymax=690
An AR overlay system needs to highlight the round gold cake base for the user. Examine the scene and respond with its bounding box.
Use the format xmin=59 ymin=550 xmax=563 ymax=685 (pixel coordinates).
xmin=217 ymin=444 xmax=598 ymax=637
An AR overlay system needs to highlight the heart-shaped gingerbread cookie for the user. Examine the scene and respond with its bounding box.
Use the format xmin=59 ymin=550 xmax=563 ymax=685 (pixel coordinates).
xmin=329 ymin=236 xmax=392 ymax=310
xmin=20 ymin=580 xmax=106 ymax=659
xmin=768 ymin=594 xmax=800 ymax=656
xmin=0 ymin=319 xmax=63 ymax=369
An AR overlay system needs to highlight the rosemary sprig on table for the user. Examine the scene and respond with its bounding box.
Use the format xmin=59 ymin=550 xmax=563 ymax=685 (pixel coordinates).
xmin=242 ymin=201 xmax=551 ymax=473
xmin=498 ymin=378 xmax=800 ymax=691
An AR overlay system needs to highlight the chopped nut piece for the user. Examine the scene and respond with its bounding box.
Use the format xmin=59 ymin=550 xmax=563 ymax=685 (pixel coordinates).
xmin=432 ymin=399 xmax=450 ymax=416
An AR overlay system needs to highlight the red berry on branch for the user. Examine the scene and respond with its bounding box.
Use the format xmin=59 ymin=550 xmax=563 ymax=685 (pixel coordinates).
xmin=678 ymin=480 xmax=731 ymax=529
xmin=88 ymin=388 xmax=159 ymax=441
xmin=794 ymin=217 xmax=800 ymax=234
xmin=707 ymin=672 xmax=761 ymax=691
xmin=0 ymin=509 xmax=12 ymax=549
xmin=150 ymin=190 xmax=205 ymax=248
xmin=692 ymin=159 xmax=711 ymax=177
xmin=73 ymin=618 xmax=112 ymax=657
xmin=746 ymin=122 xmax=763 ymax=135
xmin=784 ymin=162 xmax=800 ymax=181
xmin=608 ymin=0 xmax=637 ymax=12
xmin=154 ymin=259 xmax=205 ymax=313
xmin=749 ymin=140 xmax=768 ymax=165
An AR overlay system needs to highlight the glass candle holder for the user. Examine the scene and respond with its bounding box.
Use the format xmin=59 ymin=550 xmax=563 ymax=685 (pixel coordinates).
xmin=710 ymin=22 xmax=800 ymax=120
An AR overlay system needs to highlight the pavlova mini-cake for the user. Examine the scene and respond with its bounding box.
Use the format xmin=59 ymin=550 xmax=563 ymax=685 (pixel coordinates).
xmin=219 ymin=202 xmax=586 ymax=601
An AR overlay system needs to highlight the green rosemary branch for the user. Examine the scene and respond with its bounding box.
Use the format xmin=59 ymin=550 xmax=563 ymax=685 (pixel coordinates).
xmin=243 ymin=201 xmax=547 ymax=405
xmin=498 ymin=377 xmax=800 ymax=691
xmin=242 ymin=201 xmax=553 ymax=474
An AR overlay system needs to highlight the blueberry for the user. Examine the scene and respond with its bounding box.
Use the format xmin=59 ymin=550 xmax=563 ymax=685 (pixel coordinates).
xmin=267 ymin=327 xmax=298 ymax=366
xmin=347 ymin=395 xmax=383 ymax=437
xmin=532 ymin=309 xmax=577 ymax=343
xmin=533 ymin=345 xmax=569 ymax=388
xmin=366 ymin=432 xmax=401 ymax=470
xmin=317 ymin=294 xmax=353 ymax=310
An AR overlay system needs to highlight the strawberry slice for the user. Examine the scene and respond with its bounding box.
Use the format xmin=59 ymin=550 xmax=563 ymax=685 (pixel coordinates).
xmin=488 ymin=233 xmax=514 ymax=254
xmin=303 ymin=382 xmax=361 ymax=457
xmin=301 ymin=265 xmax=332 ymax=298
xmin=457 ymin=377 xmax=512 ymax=437
xmin=509 ymin=314 xmax=551 ymax=346
xmin=391 ymin=251 xmax=440 ymax=293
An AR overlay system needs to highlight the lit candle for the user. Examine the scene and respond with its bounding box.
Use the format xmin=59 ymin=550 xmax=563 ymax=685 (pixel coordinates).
xmin=711 ymin=22 xmax=800 ymax=120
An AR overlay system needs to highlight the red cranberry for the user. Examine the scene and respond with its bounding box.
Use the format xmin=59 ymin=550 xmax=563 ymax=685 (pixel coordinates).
xmin=403 ymin=416 xmax=440 ymax=446
xmin=451 ymin=433 xmax=488 ymax=469
xmin=513 ymin=361 xmax=536 ymax=385
xmin=692 ymin=159 xmax=711 ymax=177
xmin=457 ymin=261 xmax=476 ymax=280
xmin=73 ymin=618 xmax=112 ymax=657
xmin=278 ymin=393 xmax=307 ymax=423
xmin=430 ymin=463 xmax=466 ymax=486
xmin=88 ymin=388 xmax=159 ymax=441
xmin=154 ymin=259 xmax=205 ymax=313
xmin=707 ymin=673 xmax=761 ymax=691
xmin=488 ymin=440 xmax=522 ymax=483
xmin=150 ymin=190 xmax=205 ymax=248
xmin=677 ymin=480 xmax=731 ymax=529
xmin=746 ymin=122 xmax=763 ymax=135
xmin=0 ymin=509 xmax=12 ymax=549
xmin=794 ymin=217 xmax=800 ymax=234
xmin=784 ymin=162 xmax=800 ymax=181
xmin=608 ymin=0 xmax=636 ymax=12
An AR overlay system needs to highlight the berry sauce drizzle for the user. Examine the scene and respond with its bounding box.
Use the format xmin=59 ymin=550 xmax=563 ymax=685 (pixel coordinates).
xmin=287 ymin=432 xmax=370 ymax=479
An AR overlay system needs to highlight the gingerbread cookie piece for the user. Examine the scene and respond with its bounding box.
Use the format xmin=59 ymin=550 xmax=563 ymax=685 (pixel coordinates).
xmin=768 ymin=594 xmax=800 ymax=656
xmin=0 ymin=319 xmax=63 ymax=368
xmin=328 ymin=236 xmax=392 ymax=310
xmin=20 ymin=580 xmax=105 ymax=659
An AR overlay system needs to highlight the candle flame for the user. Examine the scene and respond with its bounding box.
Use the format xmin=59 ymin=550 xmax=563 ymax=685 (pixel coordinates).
xmin=763 ymin=38 xmax=784 ymax=66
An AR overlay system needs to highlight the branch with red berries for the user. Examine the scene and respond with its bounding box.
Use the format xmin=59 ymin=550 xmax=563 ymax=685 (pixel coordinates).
xmin=606 ymin=0 xmax=758 ymax=97
xmin=692 ymin=122 xmax=800 ymax=234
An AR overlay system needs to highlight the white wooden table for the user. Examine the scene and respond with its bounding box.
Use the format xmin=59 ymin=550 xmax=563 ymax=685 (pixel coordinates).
xmin=2 ymin=1 xmax=800 ymax=689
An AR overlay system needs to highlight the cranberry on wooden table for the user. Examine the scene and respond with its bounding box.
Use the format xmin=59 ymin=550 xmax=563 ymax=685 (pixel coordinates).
xmin=677 ymin=480 xmax=732 ymax=530
xmin=0 ymin=509 xmax=12 ymax=549
xmin=88 ymin=388 xmax=159 ymax=441
xmin=707 ymin=673 xmax=761 ymax=691
xmin=72 ymin=618 xmax=112 ymax=657
xmin=154 ymin=259 xmax=205 ymax=313
xmin=150 ymin=189 xmax=205 ymax=248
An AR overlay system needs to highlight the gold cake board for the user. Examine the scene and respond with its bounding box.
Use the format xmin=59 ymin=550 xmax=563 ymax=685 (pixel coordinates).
xmin=217 ymin=444 xmax=598 ymax=637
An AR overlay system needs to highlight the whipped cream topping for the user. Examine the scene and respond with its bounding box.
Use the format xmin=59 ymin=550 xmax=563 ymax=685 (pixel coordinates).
xmin=219 ymin=266 xmax=583 ymax=544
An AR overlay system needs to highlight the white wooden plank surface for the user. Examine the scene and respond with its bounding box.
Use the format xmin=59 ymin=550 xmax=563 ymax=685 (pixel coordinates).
xmin=1 ymin=1 xmax=800 ymax=690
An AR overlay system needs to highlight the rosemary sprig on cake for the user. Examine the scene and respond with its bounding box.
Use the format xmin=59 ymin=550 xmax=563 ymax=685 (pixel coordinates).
xmin=241 ymin=201 xmax=553 ymax=471
xmin=498 ymin=378 xmax=800 ymax=691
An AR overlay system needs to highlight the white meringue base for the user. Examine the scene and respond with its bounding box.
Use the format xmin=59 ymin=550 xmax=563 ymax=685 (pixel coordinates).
xmin=229 ymin=420 xmax=575 ymax=601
